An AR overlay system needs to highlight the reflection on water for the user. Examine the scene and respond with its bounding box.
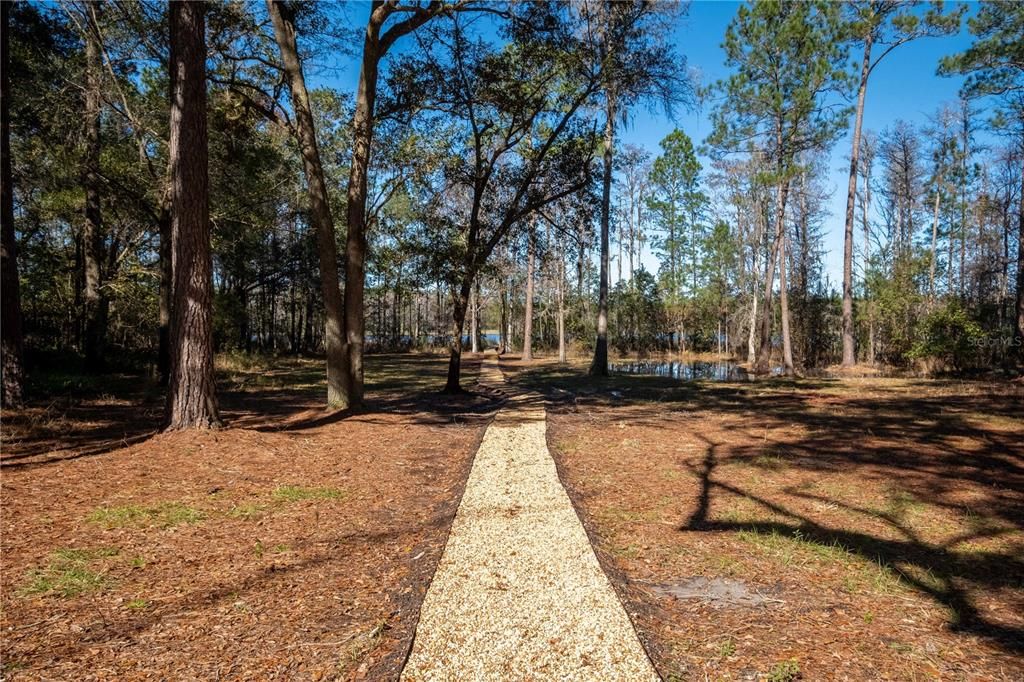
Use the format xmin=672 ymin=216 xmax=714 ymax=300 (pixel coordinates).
xmin=610 ymin=360 xmax=750 ymax=381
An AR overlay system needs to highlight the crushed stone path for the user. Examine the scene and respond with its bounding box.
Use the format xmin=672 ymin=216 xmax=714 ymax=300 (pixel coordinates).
xmin=401 ymin=353 xmax=657 ymax=681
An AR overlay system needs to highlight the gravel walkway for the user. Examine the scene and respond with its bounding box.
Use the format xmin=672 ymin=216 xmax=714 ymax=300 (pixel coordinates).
xmin=401 ymin=354 xmax=657 ymax=681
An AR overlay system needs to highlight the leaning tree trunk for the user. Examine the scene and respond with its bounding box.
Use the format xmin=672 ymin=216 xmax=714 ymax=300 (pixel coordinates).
xmin=589 ymin=86 xmax=615 ymax=377
xmin=82 ymin=4 xmax=107 ymax=367
xmin=522 ymin=219 xmax=536 ymax=361
xmin=165 ymin=0 xmax=220 ymax=430
xmin=341 ymin=12 xmax=385 ymax=407
xmin=841 ymin=30 xmax=872 ymax=368
xmin=267 ymin=0 xmax=347 ymax=408
xmin=1 ymin=0 xmax=25 ymax=407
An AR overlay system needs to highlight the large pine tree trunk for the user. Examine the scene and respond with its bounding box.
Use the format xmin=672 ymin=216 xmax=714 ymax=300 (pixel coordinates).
xmin=267 ymin=0 xmax=347 ymax=408
xmin=589 ymin=87 xmax=615 ymax=377
xmin=558 ymin=236 xmax=567 ymax=364
xmin=778 ymin=181 xmax=795 ymax=375
xmin=959 ymin=108 xmax=969 ymax=300
xmin=82 ymin=5 xmax=106 ymax=367
xmin=157 ymin=190 xmax=172 ymax=385
xmin=1 ymin=1 xmax=25 ymax=407
xmin=756 ymin=225 xmax=780 ymax=373
xmin=929 ymin=173 xmax=941 ymax=305
xmin=842 ymin=32 xmax=872 ymax=367
xmin=1016 ymin=149 xmax=1024 ymax=363
xmin=522 ymin=220 xmax=536 ymax=361
xmin=165 ymin=0 xmax=220 ymax=430
xmin=746 ymin=198 xmax=763 ymax=366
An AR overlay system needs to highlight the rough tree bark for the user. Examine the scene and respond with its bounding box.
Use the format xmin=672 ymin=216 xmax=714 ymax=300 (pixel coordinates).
xmin=82 ymin=4 xmax=107 ymax=367
xmin=165 ymin=0 xmax=220 ymax=430
xmin=777 ymin=183 xmax=795 ymax=375
xmin=499 ymin=286 xmax=508 ymax=354
xmin=589 ymin=86 xmax=615 ymax=377
xmin=444 ymin=278 xmax=472 ymax=393
xmin=1016 ymin=152 xmax=1024 ymax=362
xmin=746 ymin=195 xmax=764 ymax=365
xmin=266 ymin=0 xmax=346 ymax=408
xmin=469 ymin=278 xmax=479 ymax=353
xmin=929 ymin=169 xmax=942 ymax=305
xmin=522 ymin=218 xmax=536 ymax=361
xmin=842 ymin=29 xmax=873 ymax=367
xmin=342 ymin=10 xmax=381 ymax=407
xmin=158 ymin=191 xmax=172 ymax=385
xmin=558 ymin=235 xmax=567 ymax=364
xmin=1 ymin=0 xmax=25 ymax=407
xmin=756 ymin=214 xmax=781 ymax=373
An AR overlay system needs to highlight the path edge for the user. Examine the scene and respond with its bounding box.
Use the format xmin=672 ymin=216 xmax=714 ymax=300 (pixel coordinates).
xmin=493 ymin=357 xmax=666 ymax=681
xmin=390 ymin=354 xmax=507 ymax=681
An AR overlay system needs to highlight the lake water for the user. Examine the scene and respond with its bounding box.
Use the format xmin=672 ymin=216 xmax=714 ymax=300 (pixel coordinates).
xmin=610 ymin=360 xmax=751 ymax=382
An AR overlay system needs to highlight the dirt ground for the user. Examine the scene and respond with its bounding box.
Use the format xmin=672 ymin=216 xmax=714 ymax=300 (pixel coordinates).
xmin=1 ymin=353 xmax=499 ymax=681
xmin=503 ymin=356 xmax=1024 ymax=681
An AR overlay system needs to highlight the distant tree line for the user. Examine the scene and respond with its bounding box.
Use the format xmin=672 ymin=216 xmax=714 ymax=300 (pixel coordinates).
xmin=1 ymin=1 xmax=1022 ymax=422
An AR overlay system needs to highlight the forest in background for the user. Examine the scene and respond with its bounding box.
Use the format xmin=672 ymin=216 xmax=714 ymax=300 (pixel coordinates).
xmin=1 ymin=0 xmax=1022 ymax=425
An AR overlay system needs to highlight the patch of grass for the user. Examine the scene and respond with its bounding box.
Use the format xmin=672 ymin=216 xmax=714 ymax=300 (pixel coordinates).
xmin=227 ymin=502 xmax=268 ymax=520
xmin=660 ymin=468 xmax=682 ymax=481
xmin=18 ymin=547 xmax=119 ymax=598
xmin=88 ymin=501 xmax=205 ymax=529
xmin=1 ymin=660 xmax=26 ymax=675
xmin=716 ymin=638 xmax=736 ymax=658
xmin=766 ymin=659 xmax=801 ymax=681
xmin=718 ymin=508 xmax=750 ymax=524
xmin=126 ymin=598 xmax=149 ymax=609
xmin=738 ymin=527 xmax=853 ymax=566
xmin=709 ymin=554 xmax=745 ymax=577
xmin=598 ymin=504 xmax=659 ymax=524
xmin=888 ymin=641 xmax=913 ymax=654
xmin=739 ymin=527 xmax=904 ymax=594
xmin=272 ymin=485 xmax=346 ymax=503
xmin=884 ymin=487 xmax=925 ymax=520
xmin=611 ymin=543 xmax=640 ymax=559
xmin=750 ymin=453 xmax=787 ymax=471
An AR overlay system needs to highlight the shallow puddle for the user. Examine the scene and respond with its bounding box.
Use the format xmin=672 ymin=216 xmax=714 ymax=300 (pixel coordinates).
xmin=610 ymin=360 xmax=752 ymax=381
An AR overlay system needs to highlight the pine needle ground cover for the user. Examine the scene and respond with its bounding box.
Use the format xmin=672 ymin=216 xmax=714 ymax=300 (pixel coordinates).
xmin=505 ymin=357 xmax=1023 ymax=681
xmin=1 ymin=354 xmax=497 ymax=680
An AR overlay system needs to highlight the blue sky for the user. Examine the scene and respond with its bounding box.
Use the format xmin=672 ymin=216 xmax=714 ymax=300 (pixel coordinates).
xmin=313 ymin=1 xmax=988 ymax=287
xmin=623 ymin=1 xmax=984 ymax=287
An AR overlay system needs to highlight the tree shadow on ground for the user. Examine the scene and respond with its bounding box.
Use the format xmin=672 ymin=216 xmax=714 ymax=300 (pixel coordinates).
xmin=508 ymin=359 xmax=1024 ymax=655
xmin=1 ymin=354 xmax=501 ymax=470
xmin=684 ymin=433 xmax=1024 ymax=653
